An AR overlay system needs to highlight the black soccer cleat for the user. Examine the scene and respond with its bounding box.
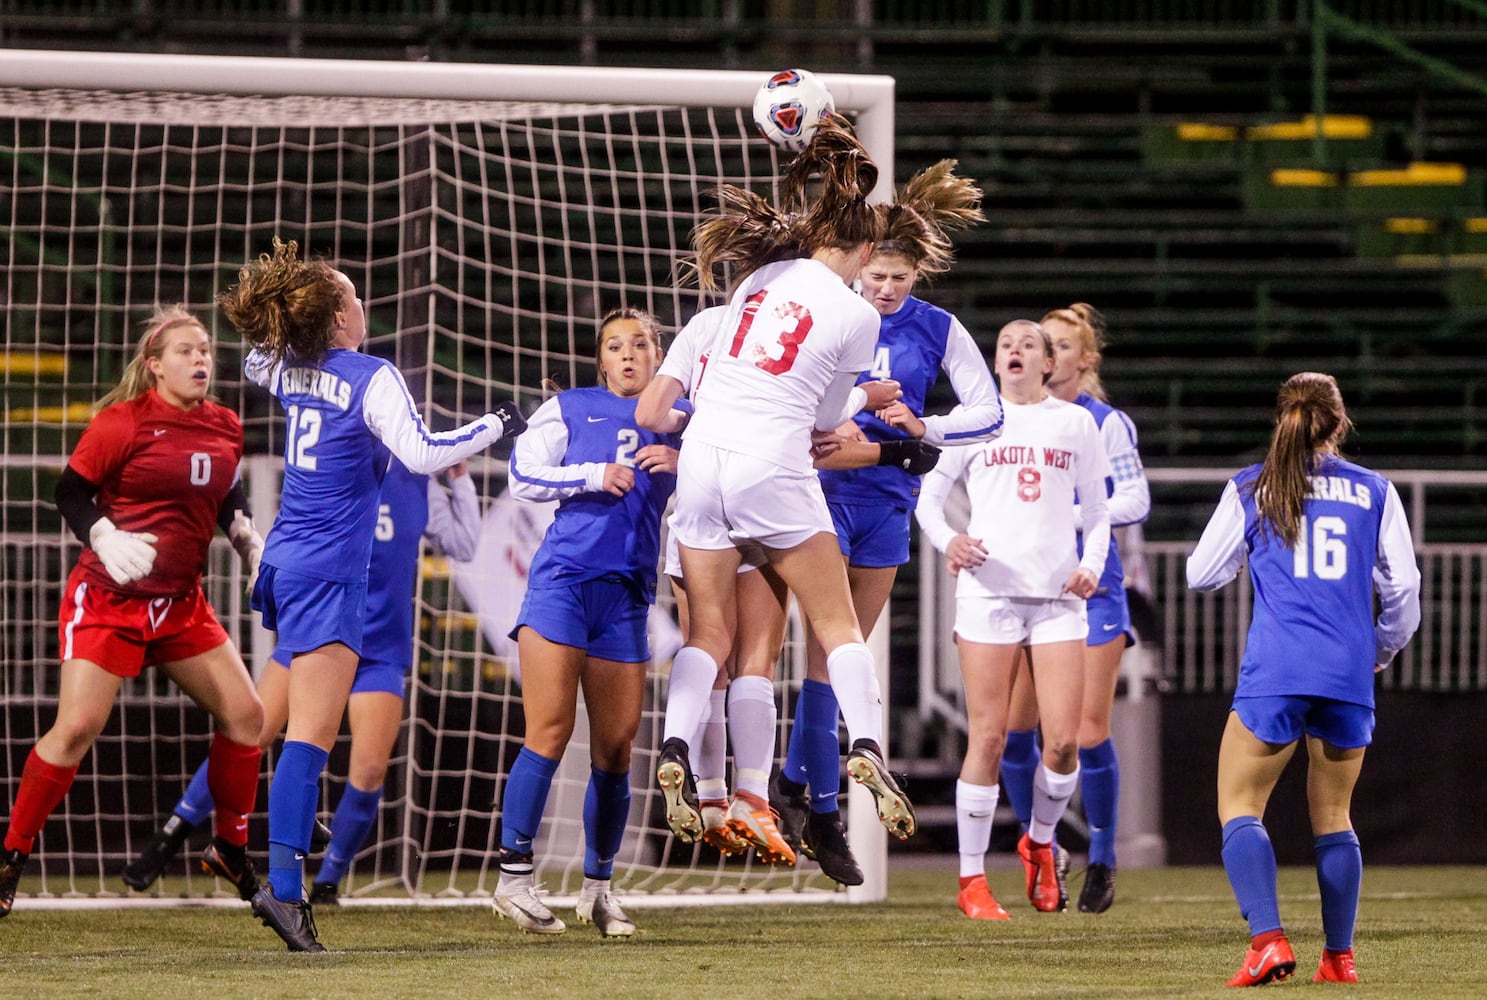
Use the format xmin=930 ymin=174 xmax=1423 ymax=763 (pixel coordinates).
xmin=122 ymin=814 xmax=195 ymax=891
xmin=310 ymin=818 xmax=333 ymax=853
xmin=845 ymin=741 xmax=916 ymax=840
xmin=308 ymin=881 xmax=340 ymax=906
xmin=201 ymin=838 xmax=260 ymax=901
xmin=803 ymin=810 xmax=864 ymax=887
xmin=769 ymin=772 xmax=810 ymax=856
xmin=656 ymin=737 xmax=704 ymax=844
xmin=251 ymin=885 xmax=326 ymax=952
xmin=1078 ymin=862 xmax=1116 ymax=913
xmin=0 ymin=848 xmax=27 ymax=917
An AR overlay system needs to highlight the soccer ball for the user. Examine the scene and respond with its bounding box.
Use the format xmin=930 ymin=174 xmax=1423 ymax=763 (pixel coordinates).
xmin=752 ymin=68 xmax=836 ymax=153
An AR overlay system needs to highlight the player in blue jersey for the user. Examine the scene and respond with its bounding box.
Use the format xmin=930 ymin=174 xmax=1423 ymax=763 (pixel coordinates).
xmin=492 ymin=307 xmax=680 ymax=939
xmin=771 ymin=161 xmax=1002 ymax=885
xmin=218 ymin=238 xmax=524 ymax=951
xmin=120 ymin=458 xmax=480 ymax=904
xmin=1187 ymin=372 xmax=1420 ymax=987
xmin=998 ymin=302 xmax=1149 ymax=913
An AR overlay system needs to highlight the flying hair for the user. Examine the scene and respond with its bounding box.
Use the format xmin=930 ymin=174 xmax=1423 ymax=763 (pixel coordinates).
xmin=216 ymin=237 xmax=344 ymax=363
xmin=876 ymin=160 xmax=985 ymax=281
xmin=680 ymin=185 xmax=802 ymax=293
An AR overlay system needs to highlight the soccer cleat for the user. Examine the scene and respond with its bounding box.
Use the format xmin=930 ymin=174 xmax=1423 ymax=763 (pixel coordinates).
xmin=251 ymin=885 xmax=326 ymax=952
xmin=656 ymin=737 xmax=704 ymax=844
xmin=0 ymin=848 xmax=26 ymax=918
xmin=121 ymin=814 xmax=195 ymax=891
xmin=723 ymin=793 xmax=796 ymax=866
xmin=1314 ymin=948 xmax=1357 ymax=984
xmin=1078 ymin=862 xmax=1116 ymax=913
xmin=845 ymin=744 xmax=916 ymax=840
xmin=310 ymin=818 xmax=333 ymax=853
xmin=493 ymin=880 xmax=567 ymax=935
xmin=769 ymin=772 xmax=811 ymax=856
xmin=1227 ymin=935 xmax=1296 ymax=987
xmin=575 ymin=888 xmax=636 ymax=938
xmin=700 ymin=799 xmax=749 ymax=856
xmin=1016 ymin=833 xmax=1068 ymax=912
xmin=803 ymin=810 xmax=864 ymax=887
xmin=957 ymin=875 xmax=1011 ymax=920
xmin=201 ymin=838 xmax=260 ymax=901
xmin=308 ymin=881 xmax=340 ymax=906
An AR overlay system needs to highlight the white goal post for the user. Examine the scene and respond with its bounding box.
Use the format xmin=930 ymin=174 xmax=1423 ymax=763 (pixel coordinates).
xmin=0 ymin=49 xmax=897 ymax=909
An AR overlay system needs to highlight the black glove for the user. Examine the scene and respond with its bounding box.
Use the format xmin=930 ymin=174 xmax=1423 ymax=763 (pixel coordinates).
xmin=492 ymin=399 xmax=527 ymax=439
xmin=876 ymin=438 xmax=941 ymax=476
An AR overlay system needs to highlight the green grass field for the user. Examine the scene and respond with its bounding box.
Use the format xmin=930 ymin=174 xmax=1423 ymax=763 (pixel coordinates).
xmin=5 ymin=864 xmax=1484 ymax=998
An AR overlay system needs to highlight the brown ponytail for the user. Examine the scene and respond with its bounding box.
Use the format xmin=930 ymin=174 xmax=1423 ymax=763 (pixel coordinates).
xmin=1247 ymin=372 xmax=1352 ymax=548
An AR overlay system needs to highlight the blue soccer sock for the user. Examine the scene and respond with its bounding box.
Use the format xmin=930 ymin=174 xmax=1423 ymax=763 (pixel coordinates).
xmin=173 ymin=759 xmax=215 ymax=828
xmin=583 ymin=766 xmax=631 ymax=881
xmin=1221 ymin=815 xmax=1283 ymax=937
xmin=500 ymin=747 xmax=560 ymax=857
xmin=788 ymin=679 xmax=843 ymax=814
xmin=267 ymin=740 xmax=330 ymax=903
xmin=1079 ymin=739 xmax=1120 ymax=867
xmin=1000 ymin=729 xmax=1040 ymax=832
xmin=1314 ymin=829 xmax=1362 ymax=951
xmin=316 ymin=783 xmax=383 ymax=887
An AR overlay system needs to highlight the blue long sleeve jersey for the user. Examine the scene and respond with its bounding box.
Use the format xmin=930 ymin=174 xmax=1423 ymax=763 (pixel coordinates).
xmin=506 ymin=385 xmax=681 ymax=600
xmin=1187 ymin=455 xmax=1422 ymax=708
xmin=818 ymin=295 xmax=1002 ymax=508
xmin=247 ymin=347 xmax=507 ymax=583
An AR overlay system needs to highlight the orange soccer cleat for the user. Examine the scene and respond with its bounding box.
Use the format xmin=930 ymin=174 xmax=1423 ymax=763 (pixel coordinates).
xmin=1314 ymin=948 xmax=1358 ymax=984
xmin=957 ymin=875 xmax=1011 ymax=920
xmin=1226 ymin=935 xmax=1296 ymax=987
xmin=1016 ymin=833 xmax=1068 ymax=913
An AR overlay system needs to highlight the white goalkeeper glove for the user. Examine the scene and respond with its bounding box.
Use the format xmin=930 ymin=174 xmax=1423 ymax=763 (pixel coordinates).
xmin=89 ymin=517 xmax=158 ymax=585
xmin=228 ymin=510 xmax=264 ymax=592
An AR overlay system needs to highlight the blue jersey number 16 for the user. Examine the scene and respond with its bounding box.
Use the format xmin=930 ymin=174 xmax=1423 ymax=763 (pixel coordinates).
xmin=1292 ymin=514 xmax=1348 ymax=580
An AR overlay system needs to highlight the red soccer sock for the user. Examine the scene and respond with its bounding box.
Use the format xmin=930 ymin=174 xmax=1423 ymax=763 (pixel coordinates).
xmin=4 ymin=748 xmax=80 ymax=854
xmin=206 ymin=733 xmax=261 ymax=848
xmin=1252 ymin=928 xmax=1286 ymax=949
xmin=958 ymin=874 xmax=983 ymax=890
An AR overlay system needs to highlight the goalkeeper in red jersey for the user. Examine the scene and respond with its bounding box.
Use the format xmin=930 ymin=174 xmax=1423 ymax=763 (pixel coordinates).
xmin=0 ymin=306 xmax=267 ymax=917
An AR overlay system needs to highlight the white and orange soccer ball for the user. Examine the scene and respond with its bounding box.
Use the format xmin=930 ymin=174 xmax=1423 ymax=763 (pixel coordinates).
xmin=752 ymin=68 xmax=836 ymax=153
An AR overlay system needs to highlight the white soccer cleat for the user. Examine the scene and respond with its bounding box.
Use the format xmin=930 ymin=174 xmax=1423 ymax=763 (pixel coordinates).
xmin=493 ymin=880 xmax=566 ymax=935
xmin=575 ymin=887 xmax=637 ymax=938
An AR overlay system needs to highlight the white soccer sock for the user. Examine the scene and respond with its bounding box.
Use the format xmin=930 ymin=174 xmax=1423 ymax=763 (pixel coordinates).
xmin=727 ymin=675 xmax=777 ymax=801
xmin=824 ymin=641 xmax=883 ymax=747
xmin=578 ymin=875 xmax=609 ymax=901
xmin=956 ymin=780 xmax=1000 ymax=879
xmin=662 ymin=646 xmax=721 ymax=745
xmin=694 ymin=689 xmax=729 ymax=802
xmin=1029 ymin=764 xmax=1080 ymax=845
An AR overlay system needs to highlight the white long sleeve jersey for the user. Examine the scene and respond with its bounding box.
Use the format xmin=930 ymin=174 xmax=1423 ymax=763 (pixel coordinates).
xmin=916 ymin=396 xmax=1113 ymax=599
xmin=685 ymin=258 xmax=880 ymax=472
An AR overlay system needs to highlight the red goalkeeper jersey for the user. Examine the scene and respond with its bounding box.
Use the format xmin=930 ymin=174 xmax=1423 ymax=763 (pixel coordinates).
xmin=68 ymin=389 xmax=244 ymax=597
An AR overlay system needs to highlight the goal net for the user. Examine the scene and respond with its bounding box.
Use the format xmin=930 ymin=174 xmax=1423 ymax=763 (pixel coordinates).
xmin=0 ymin=51 xmax=896 ymax=909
